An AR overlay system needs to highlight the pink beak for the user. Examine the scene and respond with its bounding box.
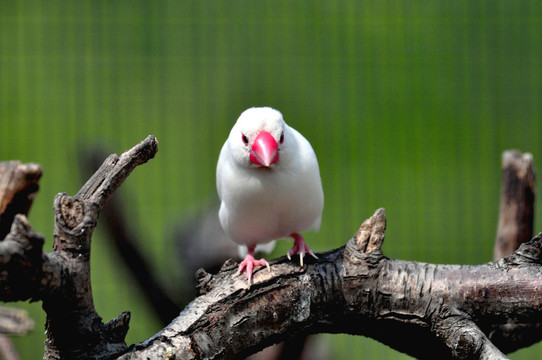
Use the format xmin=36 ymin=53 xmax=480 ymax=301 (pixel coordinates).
xmin=250 ymin=131 xmax=279 ymax=167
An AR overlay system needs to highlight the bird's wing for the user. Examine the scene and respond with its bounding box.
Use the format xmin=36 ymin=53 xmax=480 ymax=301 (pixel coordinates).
xmin=216 ymin=141 xmax=228 ymax=201
xmin=287 ymin=126 xmax=324 ymax=233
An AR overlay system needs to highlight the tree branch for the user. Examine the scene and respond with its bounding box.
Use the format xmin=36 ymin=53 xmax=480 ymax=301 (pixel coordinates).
xmin=0 ymin=161 xmax=42 ymax=240
xmin=79 ymin=148 xmax=182 ymax=325
xmin=494 ymin=150 xmax=535 ymax=260
xmin=116 ymin=207 xmax=542 ymax=359
xmin=0 ymin=306 xmax=33 ymax=335
xmin=0 ymin=161 xmax=42 ymax=359
xmin=487 ymin=150 xmax=540 ymax=354
xmin=0 ymin=140 xmax=541 ymax=360
xmin=0 ymin=135 xmax=158 ymax=359
xmin=80 ymin=147 xmax=315 ymax=360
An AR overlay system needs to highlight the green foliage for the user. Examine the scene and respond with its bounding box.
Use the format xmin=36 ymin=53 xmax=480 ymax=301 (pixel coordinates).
xmin=1 ymin=1 xmax=541 ymax=358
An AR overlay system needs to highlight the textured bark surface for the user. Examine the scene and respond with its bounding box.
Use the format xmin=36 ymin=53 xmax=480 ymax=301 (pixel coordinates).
xmin=494 ymin=150 xmax=535 ymax=260
xmin=80 ymin=148 xmax=316 ymax=360
xmin=0 ymin=161 xmax=42 ymax=360
xmin=0 ymin=161 xmax=42 ymax=240
xmin=118 ymin=209 xmax=542 ymax=360
xmin=0 ymin=306 xmax=33 ymax=335
xmin=0 ymin=142 xmax=540 ymax=360
xmin=0 ymin=136 xmax=158 ymax=360
xmin=80 ymin=148 xmax=182 ymax=326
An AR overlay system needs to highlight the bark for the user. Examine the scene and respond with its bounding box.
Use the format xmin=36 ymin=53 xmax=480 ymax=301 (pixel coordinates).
xmin=0 ymin=139 xmax=540 ymax=360
xmin=118 ymin=209 xmax=542 ymax=360
xmin=79 ymin=148 xmax=182 ymax=325
xmin=80 ymin=147 xmax=315 ymax=360
xmin=0 ymin=136 xmax=158 ymax=359
xmin=489 ymin=150 xmax=540 ymax=353
xmin=0 ymin=306 xmax=33 ymax=335
xmin=0 ymin=161 xmax=42 ymax=360
xmin=0 ymin=161 xmax=42 ymax=240
xmin=0 ymin=333 xmax=22 ymax=360
xmin=494 ymin=150 xmax=535 ymax=260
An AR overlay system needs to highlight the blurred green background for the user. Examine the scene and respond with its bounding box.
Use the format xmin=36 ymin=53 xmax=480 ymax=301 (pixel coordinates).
xmin=1 ymin=1 xmax=542 ymax=359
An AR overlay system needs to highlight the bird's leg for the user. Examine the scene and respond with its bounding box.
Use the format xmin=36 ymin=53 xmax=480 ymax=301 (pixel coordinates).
xmin=237 ymin=245 xmax=270 ymax=287
xmin=287 ymin=233 xmax=318 ymax=267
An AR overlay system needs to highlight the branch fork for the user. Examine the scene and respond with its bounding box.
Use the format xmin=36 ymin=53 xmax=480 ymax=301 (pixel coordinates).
xmin=0 ymin=136 xmax=158 ymax=359
xmin=0 ymin=139 xmax=539 ymax=360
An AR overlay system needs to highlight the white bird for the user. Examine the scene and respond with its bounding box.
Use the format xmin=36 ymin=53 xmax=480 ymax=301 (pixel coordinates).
xmin=216 ymin=107 xmax=324 ymax=285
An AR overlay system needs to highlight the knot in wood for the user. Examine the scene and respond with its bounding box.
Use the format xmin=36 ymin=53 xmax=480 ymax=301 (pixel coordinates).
xmin=452 ymin=329 xmax=482 ymax=359
xmin=60 ymin=196 xmax=84 ymax=229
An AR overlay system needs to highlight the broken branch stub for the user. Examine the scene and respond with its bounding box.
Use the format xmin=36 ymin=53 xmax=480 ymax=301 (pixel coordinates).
xmin=354 ymin=207 xmax=386 ymax=253
xmin=44 ymin=135 xmax=158 ymax=359
xmin=494 ymin=150 xmax=535 ymax=260
xmin=1 ymin=139 xmax=541 ymax=360
xmin=0 ymin=161 xmax=42 ymax=239
xmin=0 ymin=136 xmax=158 ymax=359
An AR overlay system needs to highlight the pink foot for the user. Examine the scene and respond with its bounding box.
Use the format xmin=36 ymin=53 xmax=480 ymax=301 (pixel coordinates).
xmin=287 ymin=233 xmax=318 ymax=267
xmin=237 ymin=246 xmax=270 ymax=287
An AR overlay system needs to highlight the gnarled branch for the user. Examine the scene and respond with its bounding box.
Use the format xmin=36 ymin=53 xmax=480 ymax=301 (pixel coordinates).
xmin=0 ymin=161 xmax=42 ymax=240
xmin=118 ymin=208 xmax=542 ymax=360
xmin=494 ymin=150 xmax=535 ymax=260
xmin=0 ymin=136 xmax=158 ymax=360
xmin=0 ymin=141 xmax=540 ymax=360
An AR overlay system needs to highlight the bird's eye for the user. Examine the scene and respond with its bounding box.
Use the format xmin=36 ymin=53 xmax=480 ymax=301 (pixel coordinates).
xmin=242 ymin=134 xmax=249 ymax=145
xmin=279 ymin=132 xmax=284 ymax=144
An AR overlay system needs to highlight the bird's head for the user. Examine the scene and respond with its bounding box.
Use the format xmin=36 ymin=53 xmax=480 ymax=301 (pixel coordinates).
xmin=228 ymin=107 xmax=287 ymax=168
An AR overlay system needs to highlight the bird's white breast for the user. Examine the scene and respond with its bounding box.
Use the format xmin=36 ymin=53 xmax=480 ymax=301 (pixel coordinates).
xmin=217 ymin=126 xmax=323 ymax=247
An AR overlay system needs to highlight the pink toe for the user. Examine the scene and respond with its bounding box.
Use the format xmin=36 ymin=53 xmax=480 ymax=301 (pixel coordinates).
xmin=287 ymin=233 xmax=318 ymax=264
xmin=237 ymin=252 xmax=269 ymax=284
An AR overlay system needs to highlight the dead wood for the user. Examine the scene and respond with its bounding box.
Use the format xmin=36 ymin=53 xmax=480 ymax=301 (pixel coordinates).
xmin=494 ymin=150 xmax=535 ymax=260
xmin=0 ymin=306 xmax=34 ymax=336
xmin=80 ymin=147 xmax=181 ymax=325
xmin=0 ymin=161 xmax=42 ymax=240
xmin=118 ymin=208 xmax=542 ymax=360
xmin=0 ymin=140 xmax=540 ymax=360
xmin=0 ymin=161 xmax=42 ymax=359
xmin=0 ymin=136 xmax=158 ymax=359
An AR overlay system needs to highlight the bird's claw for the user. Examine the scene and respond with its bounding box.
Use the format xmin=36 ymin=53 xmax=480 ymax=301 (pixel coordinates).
xmin=287 ymin=233 xmax=318 ymax=267
xmin=237 ymin=253 xmax=270 ymax=288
